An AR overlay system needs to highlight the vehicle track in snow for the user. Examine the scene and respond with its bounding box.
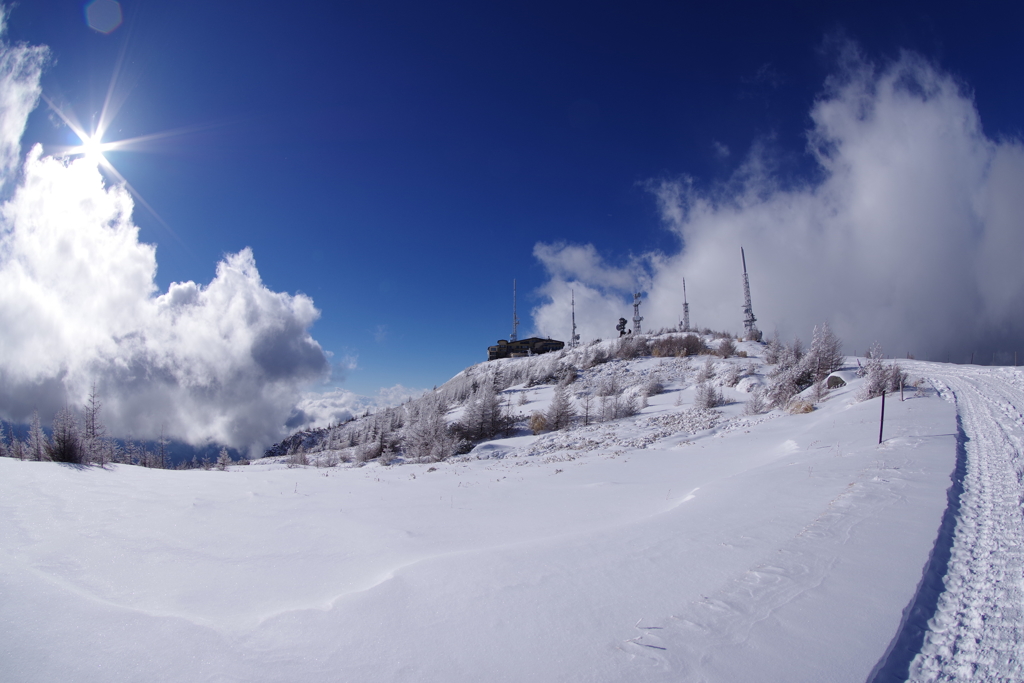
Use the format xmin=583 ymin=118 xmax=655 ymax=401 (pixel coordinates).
xmin=895 ymin=364 xmax=1024 ymax=682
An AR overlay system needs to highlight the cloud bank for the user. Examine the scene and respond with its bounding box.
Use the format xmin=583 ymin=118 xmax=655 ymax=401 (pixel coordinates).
xmin=0 ymin=22 xmax=329 ymax=454
xmin=533 ymin=50 xmax=1024 ymax=363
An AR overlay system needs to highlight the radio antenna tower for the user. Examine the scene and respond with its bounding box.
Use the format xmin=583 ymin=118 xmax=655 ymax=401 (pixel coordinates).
xmin=681 ymin=277 xmax=690 ymax=332
xmin=570 ymin=289 xmax=580 ymax=349
xmin=740 ymin=247 xmax=761 ymax=341
xmin=510 ymin=279 xmax=520 ymax=342
xmin=632 ymin=291 xmax=643 ymax=335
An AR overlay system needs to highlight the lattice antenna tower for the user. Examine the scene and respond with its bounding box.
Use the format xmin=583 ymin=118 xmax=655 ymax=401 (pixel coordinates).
xmin=681 ymin=277 xmax=690 ymax=332
xmin=632 ymin=291 xmax=643 ymax=335
xmin=570 ymin=289 xmax=581 ymax=349
xmin=510 ymin=279 xmax=520 ymax=342
xmin=740 ymin=247 xmax=761 ymax=341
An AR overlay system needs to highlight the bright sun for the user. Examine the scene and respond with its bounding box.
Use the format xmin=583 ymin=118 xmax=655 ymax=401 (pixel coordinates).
xmin=80 ymin=134 xmax=106 ymax=161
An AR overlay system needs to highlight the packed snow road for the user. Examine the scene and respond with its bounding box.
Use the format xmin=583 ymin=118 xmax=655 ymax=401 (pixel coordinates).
xmin=895 ymin=363 xmax=1024 ymax=683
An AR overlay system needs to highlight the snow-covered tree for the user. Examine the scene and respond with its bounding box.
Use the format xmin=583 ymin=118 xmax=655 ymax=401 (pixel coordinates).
xmin=694 ymin=382 xmax=724 ymax=410
xmin=403 ymin=394 xmax=464 ymax=462
xmin=764 ymin=330 xmax=784 ymax=364
xmin=744 ymin=387 xmax=768 ymax=415
xmin=546 ymin=383 xmax=576 ymax=431
xmin=806 ymin=323 xmax=844 ymax=381
xmin=82 ymin=385 xmax=110 ymax=466
xmin=28 ymin=410 xmax=47 ymax=461
xmin=47 ymin=407 xmax=82 ymax=463
xmin=858 ymin=343 xmax=908 ymax=400
xmin=217 ymin=447 xmax=232 ymax=470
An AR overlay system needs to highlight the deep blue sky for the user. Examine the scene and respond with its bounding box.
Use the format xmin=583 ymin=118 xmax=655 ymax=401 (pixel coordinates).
xmin=9 ymin=0 xmax=1023 ymax=396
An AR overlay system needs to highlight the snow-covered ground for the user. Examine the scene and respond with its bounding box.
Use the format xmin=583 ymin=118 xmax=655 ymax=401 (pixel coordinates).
xmin=3 ymin=357 xmax=1020 ymax=682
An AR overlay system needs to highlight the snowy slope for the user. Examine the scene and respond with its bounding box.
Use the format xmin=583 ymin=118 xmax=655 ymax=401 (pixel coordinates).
xmin=2 ymin=354 xmax=1006 ymax=683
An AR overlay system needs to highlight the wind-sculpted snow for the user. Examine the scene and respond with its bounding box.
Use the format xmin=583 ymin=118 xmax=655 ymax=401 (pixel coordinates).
xmin=895 ymin=364 xmax=1024 ymax=682
xmin=1 ymin=353 xmax=975 ymax=682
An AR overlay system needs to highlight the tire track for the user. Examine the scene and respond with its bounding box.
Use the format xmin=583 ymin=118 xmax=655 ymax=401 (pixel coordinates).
xmin=898 ymin=365 xmax=1024 ymax=682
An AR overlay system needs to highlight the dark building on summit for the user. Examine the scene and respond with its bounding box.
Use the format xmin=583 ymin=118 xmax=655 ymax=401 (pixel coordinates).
xmin=487 ymin=337 xmax=564 ymax=361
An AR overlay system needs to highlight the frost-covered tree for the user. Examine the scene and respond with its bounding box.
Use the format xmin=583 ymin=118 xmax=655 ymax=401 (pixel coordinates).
xmin=82 ymin=385 xmax=110 ymax=466
xmin=403 ymin=394 xmax=464 ymax=462
xmin=217 ymin=447 xmax=232 ymax=470
xmin=764 ymin=330 xmax=784 ymax=364
xmin=858 ymin=343 xmax=908 ymax=400
xmin=546 ymin=383 xmax=576 ymax=431
xmin=460 ymin=382 xmax=507 ymax=441
xmin=694 ymin=382 xmax=725 ymax=410
xmin=806 ymin=323 xmax=844 ymax=381
xmin=28 ymin=410 xmax=47 ymax=461
xmin=744 ymin=387 xmax=768 ymax=415
xmin=696 ymin=357 xmax=716 ymax=383
xmin=12 ymin=431 xmax=26 ymax=460
xmin=47 ymin=407 xmax=82 ymax=463
xmin=579 ymin=391 xmax=594 ymax=426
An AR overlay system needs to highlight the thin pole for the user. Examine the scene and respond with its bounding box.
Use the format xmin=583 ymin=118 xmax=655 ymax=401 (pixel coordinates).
xmin=900 ymin=378 xmax=904 ymax=402
xmin=878 ymin=390 xmax=886 ymax=445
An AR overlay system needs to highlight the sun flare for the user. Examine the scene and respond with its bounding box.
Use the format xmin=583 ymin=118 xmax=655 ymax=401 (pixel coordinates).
xmin=79 ymin=133 xmax=107 ymax=162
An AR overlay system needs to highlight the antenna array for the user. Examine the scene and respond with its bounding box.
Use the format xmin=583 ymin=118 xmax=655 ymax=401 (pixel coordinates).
xmin=740 ymin=247 xmax=761 ymax=341
xmin=681 ymin=277 xmax=690 ymax=331
xmin=569 ymin=289 xmax=580 ymax=349
xmin=510 ymin=279 xmax=520 ymax=342
xmin=632 ymin=291 xmax=643 ymax=335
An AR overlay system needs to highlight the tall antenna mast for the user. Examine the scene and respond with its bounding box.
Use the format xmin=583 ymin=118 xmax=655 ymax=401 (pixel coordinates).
xmin=681 ymin=277 xmax=690 ymax=332
xmin=632 ymin=291 xmax=643 ymax=335
xmin=570 ymin=289 xmax=580 ymax=349
xmin=740 ymin=247 xmax=760 ymax=341
xmin=511 ymin=279 xmax=520 ymax=342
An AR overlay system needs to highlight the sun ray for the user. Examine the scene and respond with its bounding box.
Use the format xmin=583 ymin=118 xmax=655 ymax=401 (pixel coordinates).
xmin=40 ymin=93 xmax=189 ymax=250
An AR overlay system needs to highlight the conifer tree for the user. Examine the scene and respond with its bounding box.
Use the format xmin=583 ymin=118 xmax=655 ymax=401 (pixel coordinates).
xmin=28 ymin=410 xmax=47 ymax=461
xmin=546 ymin=383 xmax=576 ymax=430
xmin=48 ymin=407 xmax=82 ymax=463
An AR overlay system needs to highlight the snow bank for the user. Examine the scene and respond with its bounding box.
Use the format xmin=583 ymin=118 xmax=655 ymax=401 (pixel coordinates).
xmin=0 ymin=362 xmax=962 ymax=682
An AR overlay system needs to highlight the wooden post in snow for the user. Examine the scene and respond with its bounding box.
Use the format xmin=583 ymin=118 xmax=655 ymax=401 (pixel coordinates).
xmin=878 ymin=390 xmax=886 ymax=445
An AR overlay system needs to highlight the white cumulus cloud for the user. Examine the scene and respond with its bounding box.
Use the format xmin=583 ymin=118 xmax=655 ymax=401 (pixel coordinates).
xmin=0 ymin=20 xmax=329 ymax=455
xmin=532 ymin=49 xmax=1024 ymax=363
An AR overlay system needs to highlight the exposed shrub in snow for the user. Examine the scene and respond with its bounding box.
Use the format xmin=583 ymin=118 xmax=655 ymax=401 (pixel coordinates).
xmin=789 ymin=400 xmax=814 ymax=414
xmin=644 ymin=377 xmax=665 ymax=396
xmin=379 ymin=446 xmax=397 ymax=466
xmin=694 ymin=382 xmax=725 ymax=410
xmin=529 ymin=411 xmax=548 ymax=434
xmin=718 ymin=338 xmax=737 ymax=358
xmin=616 ymin=335 xmax=649 ymax=360
xmin=651 ymin=334 xmax=706 ymax=357
xmin=723 ymin=364 xmax=742 ymax=387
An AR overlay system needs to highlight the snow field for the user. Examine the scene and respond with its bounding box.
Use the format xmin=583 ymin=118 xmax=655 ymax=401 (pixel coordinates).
xmin=0 ymin=354 xmax=963 ymax=682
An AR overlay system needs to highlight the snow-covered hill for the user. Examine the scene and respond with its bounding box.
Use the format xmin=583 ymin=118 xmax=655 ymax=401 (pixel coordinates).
xmin=3 ymin=337 xmax=1019 ymax=682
